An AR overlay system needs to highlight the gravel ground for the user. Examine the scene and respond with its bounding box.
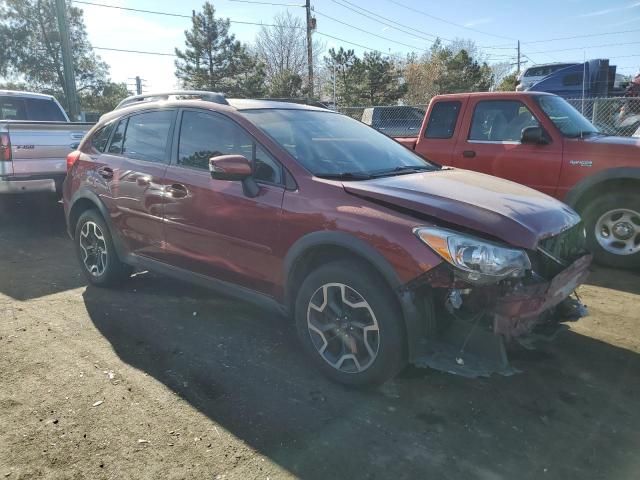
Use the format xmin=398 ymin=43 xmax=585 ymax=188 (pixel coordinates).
xmin=1 ymin=195 xmax=639 ymax=480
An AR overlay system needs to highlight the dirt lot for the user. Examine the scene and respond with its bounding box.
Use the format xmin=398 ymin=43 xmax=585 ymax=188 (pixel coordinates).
xmin=1 ymin=195 xmax=639 ymax=480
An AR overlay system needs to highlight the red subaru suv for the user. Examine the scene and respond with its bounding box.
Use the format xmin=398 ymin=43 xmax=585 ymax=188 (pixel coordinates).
xmin=63 ymin=92 xmax=591 ymax=386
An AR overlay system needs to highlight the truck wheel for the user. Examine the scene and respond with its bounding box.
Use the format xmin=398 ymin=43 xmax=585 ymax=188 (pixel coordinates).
xmin=294 ymin=261 xmax=406 ymax=387
xmin=74 ymin=210 xmax=132 ymax=286
xmin=582 ymin=192 xmax=640 ymax=268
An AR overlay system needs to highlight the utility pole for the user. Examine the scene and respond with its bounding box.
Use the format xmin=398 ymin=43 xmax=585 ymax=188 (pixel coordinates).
xmin=305 ymin=0 xmax=314 ymax=98
xmin=55 ymin=0 xmax=80 ymax=120
xmin=135 ymin=76 xmax=142 ymax=95
xmin=333 ymin=62 xmax=337 ymax=109
xmin=517 ymin=40 xmax=521 ymax=75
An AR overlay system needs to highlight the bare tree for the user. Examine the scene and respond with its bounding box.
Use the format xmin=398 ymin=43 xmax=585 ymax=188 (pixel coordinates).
xmin=255 ymin=11 xmax=324 ymax=97
xmin=490 ymin=62 xmax=515 ymax=90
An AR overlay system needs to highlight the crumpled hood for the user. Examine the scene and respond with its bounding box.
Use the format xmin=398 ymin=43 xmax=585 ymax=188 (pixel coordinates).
xmin=343 ymin=168 xmax=580 ymax=250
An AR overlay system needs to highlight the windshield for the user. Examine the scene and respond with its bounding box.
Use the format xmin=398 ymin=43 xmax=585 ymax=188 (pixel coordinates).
xmin=240 ymin=109 xmax=436 ymax=178
xmin=536 ymin=95 xmax=599 ymax=138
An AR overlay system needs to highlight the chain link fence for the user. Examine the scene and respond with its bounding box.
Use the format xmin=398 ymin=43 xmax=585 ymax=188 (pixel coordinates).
xmin=566 ymin=97 xmax=640 ymax=137
xmin=338 ymin=98 xmax=640 ymax=138
xmin=338 ymin=105 xmax=426 ymax=137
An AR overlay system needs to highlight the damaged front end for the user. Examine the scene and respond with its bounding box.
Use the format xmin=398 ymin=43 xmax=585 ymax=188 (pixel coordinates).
xmin=408 ymin=222 xmax=592 ymax=378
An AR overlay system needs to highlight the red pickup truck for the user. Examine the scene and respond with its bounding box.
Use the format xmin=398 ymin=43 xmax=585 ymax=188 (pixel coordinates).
xmin=395 ymin=92 xmax=640 ymax=268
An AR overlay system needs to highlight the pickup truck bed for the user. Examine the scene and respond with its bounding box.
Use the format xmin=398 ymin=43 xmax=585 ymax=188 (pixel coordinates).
xmin=0 ymin=90 xmax=93 ymax=195
xmin=1 ymin=121 xmax=92 ymax=194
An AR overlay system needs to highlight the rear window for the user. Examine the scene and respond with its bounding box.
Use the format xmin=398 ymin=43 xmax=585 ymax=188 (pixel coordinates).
xmin=0 ymin=96 xmax=66 ymax=121
xmin=424 ymin=101 xmax=460 ymax=139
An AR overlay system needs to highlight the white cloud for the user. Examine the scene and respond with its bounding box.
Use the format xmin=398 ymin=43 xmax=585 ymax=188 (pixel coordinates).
xmin=580 ymin=1 xmax=640 ymax=17
xmin=606 ymin=15 xmax=640 ymax=26
xmin=80 ymin=0 xmax=184 ymax=91
xmin=463 ymin=17 xmax=493 ymax=27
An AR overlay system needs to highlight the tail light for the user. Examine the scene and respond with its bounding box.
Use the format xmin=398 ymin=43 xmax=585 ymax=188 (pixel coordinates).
xmin=66 ymin=150 xmax=81 ymax=171
xmin=0 ymin=133 xmax=11 ymax=161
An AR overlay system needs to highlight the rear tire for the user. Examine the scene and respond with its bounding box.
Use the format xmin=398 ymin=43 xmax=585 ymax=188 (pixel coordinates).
xmin=294 ymin=260 xmax=406 ymax=387
xmin=74 ymin=210 xmax=132 ymax=287
xmin=581 ymin=192 xmax=640 ymax=269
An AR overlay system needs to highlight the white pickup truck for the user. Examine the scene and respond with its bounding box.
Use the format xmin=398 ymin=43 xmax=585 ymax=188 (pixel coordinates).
xmin=0 ymin=90 xmax=93 ymax=196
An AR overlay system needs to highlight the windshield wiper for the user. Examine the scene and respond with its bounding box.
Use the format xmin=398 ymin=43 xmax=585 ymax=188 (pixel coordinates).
xmin=315 ymin=172 xmax=373 ymax=180
xmin=370 ymin=164 xmax=434 ymax=178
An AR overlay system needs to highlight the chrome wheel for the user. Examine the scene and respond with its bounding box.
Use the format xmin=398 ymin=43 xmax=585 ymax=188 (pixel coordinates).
xmin=595 ymin=208 xmax=640 ymax=256
xmin=79 ymin=221 xmax=108 ymax=276
xmin=307 ymin=283 xmax=380 ymax=374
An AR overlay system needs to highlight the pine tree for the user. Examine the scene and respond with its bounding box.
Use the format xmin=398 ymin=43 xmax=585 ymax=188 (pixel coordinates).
xmin=175 ymin=2 xmax=265 ymax=97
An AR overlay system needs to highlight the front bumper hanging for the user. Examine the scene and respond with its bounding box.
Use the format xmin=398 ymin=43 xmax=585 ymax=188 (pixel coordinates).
xmin=412 ymin=254 xmax=592 ymax=378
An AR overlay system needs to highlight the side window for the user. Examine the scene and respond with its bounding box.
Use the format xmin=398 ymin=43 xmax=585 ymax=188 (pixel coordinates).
xmin=469 ymin=100 xmax=540 ymax=142
xmin=108 ymin=118 xmax=127 ymax=154
xmin=562 ymin=73 xmax=582 ymax=87
xmin=90 ymin=122 xmax=115 ymax=153
xmin=121 ymin=110 xmax=174 ymax=163
xmin=177 ymin=111 xmax=282 ymax=184
xmin=425 ymin=101 xmax=461 ymax=139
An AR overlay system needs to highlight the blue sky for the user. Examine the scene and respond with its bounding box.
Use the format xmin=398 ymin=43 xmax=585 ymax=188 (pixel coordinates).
xmin=80 ymin=0 xmax=640 ymax=91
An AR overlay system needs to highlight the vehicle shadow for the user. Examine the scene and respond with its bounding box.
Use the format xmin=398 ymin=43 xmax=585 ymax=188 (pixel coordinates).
xmin=586 ymin=264 xmax=640 ymax=295
xmin=0 ymin=195 xmax=86 ymax=301
xmin=83 ymin=274 xmax=640 ymax=480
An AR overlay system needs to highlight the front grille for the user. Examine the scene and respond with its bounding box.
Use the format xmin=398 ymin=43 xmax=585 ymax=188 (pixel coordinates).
xmin=532 ymin=222 xmax=587 ymax=279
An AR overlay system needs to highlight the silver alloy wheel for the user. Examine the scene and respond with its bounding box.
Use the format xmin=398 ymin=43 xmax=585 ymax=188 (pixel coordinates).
xmin=307 ymin=283 xmax=380 ymax=374
xmin=79 ymin=221 xmax=108 ymax=277
xmin=595 ymin=208 xmax=640 ymax=256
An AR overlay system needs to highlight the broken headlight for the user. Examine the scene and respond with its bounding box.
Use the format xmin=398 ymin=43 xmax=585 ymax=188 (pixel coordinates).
xmin=413 ymin=227 xmax=531 ymax=283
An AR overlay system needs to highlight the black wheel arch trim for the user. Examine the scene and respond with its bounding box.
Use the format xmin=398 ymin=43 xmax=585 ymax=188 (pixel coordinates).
xmin=564 ymin=167 xmax=640 ymax=209
xmin=283 ymin=231 xmax=422 ymax=360
xmin=67 ymin=189 xmax=128 ymax=260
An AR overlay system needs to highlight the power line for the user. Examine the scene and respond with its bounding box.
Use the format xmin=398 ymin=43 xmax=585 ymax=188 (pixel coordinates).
xmin=92 ymin=32 xmax=509 ymax=64
xmin=74 ymin=0 xmax=190 ymax=18
xmin=94 ymin=46 xmax=176 ymax=56
xmin=72 ymin=0 xmax=304 ymax=28
xmin=528 ymin=40 xmax=640 ymax=55
xmin=486 ymin=27 xmax=640 ymax=49
xmin=383 ymin=0 xmax=515 ymax=41
xmin=315 ymin=10 xmax=429 ymax=52
xmin=330 ymin=0 xmax=445 ymax=44
xmin=315 ymin=31 xmax=404 ymax=59
xmin=524 ymin=28 xmax=640 ymax=45
xmin=228 ymin=0 xmax=304 ymax=5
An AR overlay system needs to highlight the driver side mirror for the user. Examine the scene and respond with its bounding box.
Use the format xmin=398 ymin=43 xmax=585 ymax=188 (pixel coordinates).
xmin=209 ymin=155 xmax=259 ymax=198
xmin=521 ymin=126 xmax=549 ymax=145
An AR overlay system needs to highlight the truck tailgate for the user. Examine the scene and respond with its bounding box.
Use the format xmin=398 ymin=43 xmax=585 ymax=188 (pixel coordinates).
xmin=5 ymin=121 xmax=92 ymax=176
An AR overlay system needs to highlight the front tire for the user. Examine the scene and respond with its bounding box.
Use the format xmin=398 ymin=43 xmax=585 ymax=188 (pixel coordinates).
xmin=582 ymin=192 xmax=640 ymax=269
xmin=74 ymin=210 xmax=132 ymax=286
xmin=294 ymin=261 xmax=406 ymax=386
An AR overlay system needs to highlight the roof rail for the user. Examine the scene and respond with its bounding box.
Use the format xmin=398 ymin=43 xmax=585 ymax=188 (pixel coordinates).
xmin=257 ymin=98 xmax=329 ymax=109
xmin=115 ymin=90 xmax=228 ymax=110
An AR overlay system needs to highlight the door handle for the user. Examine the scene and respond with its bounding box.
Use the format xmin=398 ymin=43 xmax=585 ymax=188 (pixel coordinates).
xmin=98 ymin=166 xmax=114 ymax=179
xmin=462 ymin=150 xmax=476 ymax=158
xmin=166 ymin=183 xmax=188 ymax=198
xmin=136 ymin=176 xmax=151 ymax=187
